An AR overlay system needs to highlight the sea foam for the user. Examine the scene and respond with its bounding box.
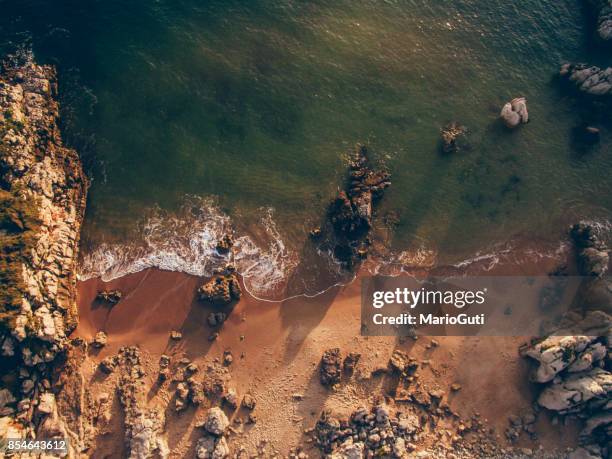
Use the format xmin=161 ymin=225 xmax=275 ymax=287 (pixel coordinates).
xmin=78 ymin=196 xmax=299 ymax=298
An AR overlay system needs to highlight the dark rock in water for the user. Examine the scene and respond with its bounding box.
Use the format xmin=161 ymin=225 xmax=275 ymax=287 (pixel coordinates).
xmin=586 ymin=0 xmax=612 ymax=42
xmin=320 ymin=348 xmax=342 ymax=386
xmin=570 ymin=222 xmax=609 ymax=277
xmin=215 ymin=234 xmax=233 ymax=254
xmin=96 ymin=289 xmax=122 ymax=305
xmin=325 ymin=144 xmax=391 ymax=268
xmin=560 ymin=63 xmax=612 ymax=96
xmin=440 ymin=122 xmax=467 ymax=153
xmin=309 ymin=227 xmax=322 ymax=239
xmin=198 ymin=266 xmax=242 ymax=305
xmin=572 ymin=125 xmax=601 ymax=147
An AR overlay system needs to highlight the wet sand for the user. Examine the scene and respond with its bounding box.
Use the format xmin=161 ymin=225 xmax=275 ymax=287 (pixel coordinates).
xmin=74 ymin=243 xmax=581 ymax=457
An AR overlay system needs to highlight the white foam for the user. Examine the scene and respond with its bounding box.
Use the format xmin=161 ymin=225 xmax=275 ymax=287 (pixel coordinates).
xmin=78 ymin=196 xmax=298 ymax=298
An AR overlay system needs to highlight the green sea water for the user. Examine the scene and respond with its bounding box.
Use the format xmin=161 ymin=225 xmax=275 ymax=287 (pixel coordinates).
xmin=1 ymin=1 xmax=611 ymax=294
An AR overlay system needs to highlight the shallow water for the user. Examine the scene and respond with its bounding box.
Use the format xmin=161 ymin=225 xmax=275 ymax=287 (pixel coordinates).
xmin=2 ymin=0 xmax=611 ymax=295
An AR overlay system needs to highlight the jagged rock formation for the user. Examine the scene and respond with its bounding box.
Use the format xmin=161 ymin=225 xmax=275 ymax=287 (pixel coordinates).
xmin=521 ymin=223 xmax=611 ymax=458
xmin=0 ymin=53 xmax=87 ymax=447
xmin=198 ymin=266 xmax=242 ymax=306
xmin=500 ymin=97 xmax=529 ymax=128
xmin=117 ymin=347 xmax=169 ymax=459
xmin=560 ymin=63 xmax=612 ymax=97
xmin=522 ymin=324 xmax=611 ymax=456
xmin=586 ymin=0 xmax=612 ymax=41
xmin=325 ymin=144 xmax=391 ymax=267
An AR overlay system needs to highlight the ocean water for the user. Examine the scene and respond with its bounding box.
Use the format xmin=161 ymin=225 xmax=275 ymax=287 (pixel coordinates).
xmin=2 ymin=1 xmax=611 ymax=297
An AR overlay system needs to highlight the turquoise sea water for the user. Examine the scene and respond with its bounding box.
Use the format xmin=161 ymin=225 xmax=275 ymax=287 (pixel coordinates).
xmin=1 ymin=1 xmax=611 ymax=296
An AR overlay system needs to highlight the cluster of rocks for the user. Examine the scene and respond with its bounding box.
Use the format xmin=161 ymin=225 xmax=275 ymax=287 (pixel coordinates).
xmin=195 ymin=407 xmax=230 ymax=458
xmin=587 ymin=0 xmax=612 ymax=42
xmin=500 ymin=97 xmax=529 ymax=128
xmin=323 ymin=144 xmax=391 ymax=267
xmin=319 ymin=348 xmax=361 ymax=387
xmin=198 ymin=265 xmax=242 ymax=306
xmin=560 ymin=63 xmax=612 ymax=97
xmin=116 ymin=346 xmax=169 ymax=458
xmin=314 ymin=405 xmax=422 ymax=457
xmin=521 ymin=331 xmax=611 ymax=457
xmin=520 ymin=224 xmax=611 ymax=458
xmin=0 ymin=54 xmax=87 ymax=444
xmin=313 ymin=346 xmax=557 ymax=458
xmin=439 ymin=122 xmax=467 ymax=154
xmin=173 ymin=360 xmax=206 ymax=411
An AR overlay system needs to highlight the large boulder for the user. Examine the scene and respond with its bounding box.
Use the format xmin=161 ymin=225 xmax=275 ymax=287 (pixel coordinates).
xmin=203 ymin=407 xmax=229 ymax=436
xmin=500 ymin=97 xmax=529 ymax=128
xmin=523 ymin=335 xmax=600 ymax=383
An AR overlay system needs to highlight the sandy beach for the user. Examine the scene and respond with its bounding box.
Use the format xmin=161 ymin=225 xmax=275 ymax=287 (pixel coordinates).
xmin=73 ymin=245 xmax=581 ymax=457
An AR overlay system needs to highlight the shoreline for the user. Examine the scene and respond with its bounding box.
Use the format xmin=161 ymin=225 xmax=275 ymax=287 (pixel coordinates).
xmin=72 ymin=241 xmax=579 ymax=456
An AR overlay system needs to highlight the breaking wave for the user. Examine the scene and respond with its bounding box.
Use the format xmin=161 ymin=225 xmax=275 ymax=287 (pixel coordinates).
xmin=78 ymin=196 xmax=299 ymax=297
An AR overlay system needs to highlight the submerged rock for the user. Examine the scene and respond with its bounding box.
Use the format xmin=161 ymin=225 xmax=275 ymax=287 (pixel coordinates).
xmin=500 ymin=97 xmax=529 ymax=128
xmin=440 ymin=121 xmax=467 ymax=153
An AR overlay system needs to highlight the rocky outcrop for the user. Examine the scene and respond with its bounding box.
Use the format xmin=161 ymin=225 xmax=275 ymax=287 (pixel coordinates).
xmin=522 ymin=315 xmax=611 ymax=456
xmin=198 ymin=266 xmax=242 ymax=306
xmin=500 ymin=97 xmax=529 ymax=128
xmin=570 ymin=222 xmax=610 ymax=277
xmin=586 ymin=0 xmax=612 ymax=42
xmin=560 ymin=63 xmax=612 ymax=97
xmin=117 ymin=347 xmax=169 ymax=459
xmin=325 ymin=145 xmax=390 ymax=267
xmin=0 ymin=52 xmax=87 ymax=442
